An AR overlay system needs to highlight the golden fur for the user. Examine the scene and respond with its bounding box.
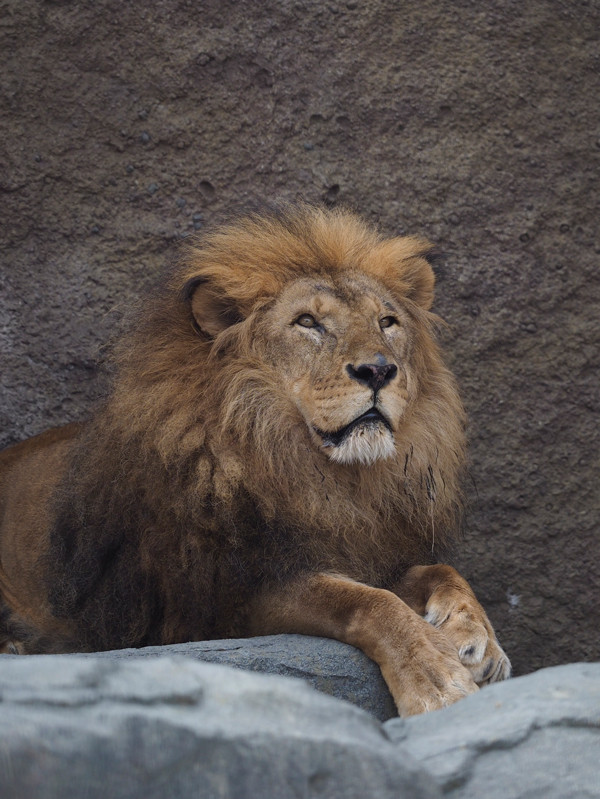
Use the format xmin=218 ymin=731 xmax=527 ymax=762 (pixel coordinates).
xmin=0 ymin=205 xmax=509 ymax=714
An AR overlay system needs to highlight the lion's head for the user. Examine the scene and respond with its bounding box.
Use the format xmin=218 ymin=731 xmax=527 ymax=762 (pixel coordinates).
xmin=104 ymin=205 xmax=464 ymax=556
xmin=175 ymin=207 xmax=442 ymax=465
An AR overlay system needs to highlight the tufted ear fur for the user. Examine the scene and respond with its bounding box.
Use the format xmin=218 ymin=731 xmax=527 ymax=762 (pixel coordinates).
xmin=373 ymin=236 xmax=436 ymax=311
xmin=401 ymin=253 xmax=435 ymax=310
xmin=181 ymin=277 xmax=243 ymax=338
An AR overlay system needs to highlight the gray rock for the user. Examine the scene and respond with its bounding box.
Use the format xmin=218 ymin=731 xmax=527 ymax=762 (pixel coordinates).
xmin=386 ymin=662 xmax=600 ymax=798
xmin=0 ymin=655 xmax=439 ymax=799
xmin=77 ymin=633 xmax=397 ymax=722
xmin=1 ymin=648 xmax=599 ymax=798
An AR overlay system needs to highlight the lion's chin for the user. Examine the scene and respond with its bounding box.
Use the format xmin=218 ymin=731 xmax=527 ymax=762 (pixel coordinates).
xmin=316 ymin=410 xmax=396 ymax=466
xmin=326 ymin=426 xmax=396 ymax=465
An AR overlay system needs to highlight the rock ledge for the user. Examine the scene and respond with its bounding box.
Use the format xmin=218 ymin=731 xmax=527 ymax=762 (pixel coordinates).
xmin=0 ymin=640 xmax=598 ymax=798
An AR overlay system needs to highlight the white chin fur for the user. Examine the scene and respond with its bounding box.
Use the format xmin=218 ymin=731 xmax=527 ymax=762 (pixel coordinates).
xmin=326 ymin=426 xmax=395 ymax=466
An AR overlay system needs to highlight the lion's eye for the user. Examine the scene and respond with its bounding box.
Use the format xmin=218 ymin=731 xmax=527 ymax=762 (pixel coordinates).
xmin=295 ymin=314 xmax=318 ymax=328
xmin=379 ymin=316 xmax=397 ymax=329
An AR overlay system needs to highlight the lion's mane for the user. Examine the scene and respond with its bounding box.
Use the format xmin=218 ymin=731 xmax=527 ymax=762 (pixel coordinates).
xmin=44 ymin=206 xmax=465 ymax=652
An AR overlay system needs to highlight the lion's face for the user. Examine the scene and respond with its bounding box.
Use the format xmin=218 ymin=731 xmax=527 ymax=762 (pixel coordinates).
xmin=183 ymin=206 xmax=443 ymax=471
xmin=256 ymin=271 xmax=419 ymax=466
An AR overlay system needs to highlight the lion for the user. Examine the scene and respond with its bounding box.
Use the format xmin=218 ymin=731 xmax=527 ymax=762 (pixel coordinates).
xmin=0 ymin=205 xmax=510 ymax=716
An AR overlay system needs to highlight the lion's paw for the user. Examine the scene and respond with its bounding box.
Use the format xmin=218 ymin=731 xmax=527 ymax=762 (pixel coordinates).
xmin=389 ymin=616 xmax=480 ymax=717
xmin=425 ymin=596 xmax=511 ymax=686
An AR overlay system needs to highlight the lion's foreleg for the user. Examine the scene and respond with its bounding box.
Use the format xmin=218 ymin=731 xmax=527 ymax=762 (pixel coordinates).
xmin=391 ymin=565 xmax=511 ymax=685
xmin=248 ymin=572 xmax=478 ymax=717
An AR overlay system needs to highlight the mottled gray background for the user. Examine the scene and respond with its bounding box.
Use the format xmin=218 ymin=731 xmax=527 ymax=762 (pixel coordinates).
xmin=1 ymin=0 xmax=599 ymax=675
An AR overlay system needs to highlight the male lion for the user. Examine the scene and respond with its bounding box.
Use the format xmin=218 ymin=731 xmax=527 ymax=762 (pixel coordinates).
xmin=0 ymin=205 xmax=510 ymax=716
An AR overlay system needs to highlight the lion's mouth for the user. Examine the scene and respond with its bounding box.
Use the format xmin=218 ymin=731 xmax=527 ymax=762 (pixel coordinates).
xmin=314 ymin=408 xmax=392 ymax=448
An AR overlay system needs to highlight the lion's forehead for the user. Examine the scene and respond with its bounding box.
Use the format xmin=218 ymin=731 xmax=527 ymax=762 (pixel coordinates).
xmin=273 ymin=273 xmax=398 ymax=318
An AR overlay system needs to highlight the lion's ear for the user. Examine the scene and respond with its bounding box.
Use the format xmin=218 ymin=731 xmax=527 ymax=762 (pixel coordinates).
xmin=376 ymin=237 xmax=436 ymax=310
xmin=401 ymin=254 xmax=435 ymax=310
xmin=182 ymin=277 xmax=243 ymax=338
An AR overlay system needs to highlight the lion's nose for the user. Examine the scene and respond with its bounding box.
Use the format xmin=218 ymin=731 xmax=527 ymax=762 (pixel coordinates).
xmin=346 ymin=362 xmax=398 ymax=392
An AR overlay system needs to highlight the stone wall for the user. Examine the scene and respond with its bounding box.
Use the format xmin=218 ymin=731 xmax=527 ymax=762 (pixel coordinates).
xmin=1 ymin=0 xmax=599 ymax=673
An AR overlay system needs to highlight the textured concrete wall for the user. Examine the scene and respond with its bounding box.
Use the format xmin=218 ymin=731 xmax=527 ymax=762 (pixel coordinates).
xmin=1 ymin=0 xmax=599 ymax=674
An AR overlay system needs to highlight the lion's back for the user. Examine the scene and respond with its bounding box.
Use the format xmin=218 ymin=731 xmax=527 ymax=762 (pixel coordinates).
xmin=0 ymin=423 xmax=83 ymax=649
